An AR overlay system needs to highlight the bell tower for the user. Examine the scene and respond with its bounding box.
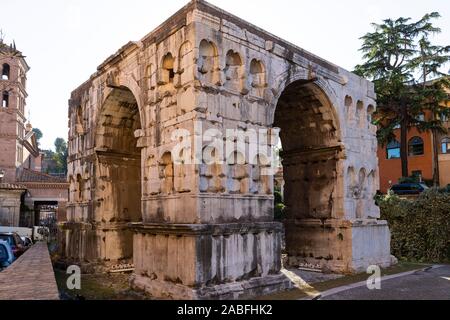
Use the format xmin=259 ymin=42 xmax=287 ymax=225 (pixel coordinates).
xmin=0 ymin=39 xmax=30 ymax=183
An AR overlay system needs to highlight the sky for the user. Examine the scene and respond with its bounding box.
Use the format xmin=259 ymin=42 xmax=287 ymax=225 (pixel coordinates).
xmin=1 ymin=0 xmax=449 ymax=150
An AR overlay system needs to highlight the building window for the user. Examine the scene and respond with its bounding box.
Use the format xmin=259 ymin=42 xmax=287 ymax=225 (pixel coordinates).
xmin=1 ymin=91 xmax=8 ymax=107
xmin=415 ymin=113 xmax=425 ymax=122
xmin=440 ymin=112 xmax=448 ymax=122
xmin=408 ymin=136 xmax=424 ymax=156
xmin=1 ymin=63 xmax=10 ymax=80
xmin=441 ymin=137 xmax=450 ymax=154
xmin=387 ymin=140 xmax=401 ymax=159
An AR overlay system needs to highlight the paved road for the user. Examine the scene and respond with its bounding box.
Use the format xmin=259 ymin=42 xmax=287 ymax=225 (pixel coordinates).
xmin=322 ymin=265 xmax=450 ymax=300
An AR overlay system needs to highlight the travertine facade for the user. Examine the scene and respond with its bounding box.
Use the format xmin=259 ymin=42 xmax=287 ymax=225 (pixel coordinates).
xmin=62 ymin=0 xmax=391 ymax=299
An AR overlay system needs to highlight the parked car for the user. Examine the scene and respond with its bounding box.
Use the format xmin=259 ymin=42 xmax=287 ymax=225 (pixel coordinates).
xmin=390 ymin=183 xmax=429 ymax=195
xmin=0 ymin=232 xmax=26 ymax=258
xmin=0 ymin=239 xmax=15 ymax=270
xmin=20 ymin=236 xmax=33 ymax=248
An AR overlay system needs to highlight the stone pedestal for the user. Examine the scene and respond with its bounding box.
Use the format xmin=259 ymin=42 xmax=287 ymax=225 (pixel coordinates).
xmin=285 ymin=219 xmax=391 ymax=273
xmin=130 ymin=222 xmax=292 ymax=299
xmin=60 ymin=221 xmax=134 ymax=268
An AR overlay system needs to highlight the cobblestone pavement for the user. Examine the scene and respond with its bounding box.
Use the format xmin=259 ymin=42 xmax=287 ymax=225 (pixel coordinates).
xmin=0 ymin=242 xmax=59 ymax=300
xmin=322 ymin=265 xmax=450 ymax=300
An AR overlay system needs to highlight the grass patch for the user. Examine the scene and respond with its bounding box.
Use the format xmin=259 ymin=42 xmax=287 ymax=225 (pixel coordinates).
xmin=54 ymin=269 xmax=151 ymax=300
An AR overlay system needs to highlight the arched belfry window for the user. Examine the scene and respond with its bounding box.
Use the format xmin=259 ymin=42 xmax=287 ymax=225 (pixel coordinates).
xmin=408 ymin=137 xmax=424 ymax=156
xmin=386 ymin=139 xmax=400 ymax=159
xmin=442 ymin=137 xmax=450 ymax=154
xmin=2 ymin=91 xmax=9 ymax=108
xmin=2 ymin=64 xmax=10 ymax=80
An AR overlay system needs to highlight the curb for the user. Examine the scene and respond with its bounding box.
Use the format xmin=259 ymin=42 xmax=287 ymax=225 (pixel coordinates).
xmin=301 ymin=264 xmax=440 ymax=300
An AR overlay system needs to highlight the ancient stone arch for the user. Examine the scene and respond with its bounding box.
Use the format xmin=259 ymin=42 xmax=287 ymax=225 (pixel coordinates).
xmin=62 ymin=0 xmax=391 ymax=299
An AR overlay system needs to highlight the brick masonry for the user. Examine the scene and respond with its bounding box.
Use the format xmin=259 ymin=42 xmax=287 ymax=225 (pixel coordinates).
xmin=0 ymin=242 xmax=59 ymax=300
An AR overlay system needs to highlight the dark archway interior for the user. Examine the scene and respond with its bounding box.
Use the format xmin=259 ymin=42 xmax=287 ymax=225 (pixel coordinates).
xmin=95 ymin=87 xmax=142 ymax=260
xmin=96 ymin=87 xmax=142 ymax=155
xmin=274 ymin=81 xmax=340 ymax=220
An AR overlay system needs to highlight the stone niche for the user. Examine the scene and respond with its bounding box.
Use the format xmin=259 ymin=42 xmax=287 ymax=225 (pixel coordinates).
xmin=62 ymin=0 xmax=391 ymax=299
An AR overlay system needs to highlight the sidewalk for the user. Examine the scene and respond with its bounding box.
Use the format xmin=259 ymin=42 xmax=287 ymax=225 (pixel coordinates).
xmin=0 ymin=242 xmax=59 ymax=300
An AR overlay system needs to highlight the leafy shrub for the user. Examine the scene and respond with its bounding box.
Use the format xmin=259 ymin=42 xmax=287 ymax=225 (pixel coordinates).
xmin=379 ymin=189 xmax=450 ymax=262
xmin=274 ymin=203 xmax=285 ymax=221
xmin=274 ymin=188 xmax=285 ymax=221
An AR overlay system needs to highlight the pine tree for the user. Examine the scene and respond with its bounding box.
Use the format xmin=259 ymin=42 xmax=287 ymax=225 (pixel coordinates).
xmin=355 ymin=12 xmax=450 ymax=179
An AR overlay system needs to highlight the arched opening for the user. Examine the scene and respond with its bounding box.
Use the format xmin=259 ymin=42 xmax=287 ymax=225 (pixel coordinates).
xmin=355 ymin=168 xmax=367 ymax=219
xmin=226 ymin=151 xmax=247 ymax=194
xmin=159 ymin=152 xmax=174 ymax=195
xmin=160 ymin=53 xmax=175 ymax=85
xmin=344 ymin=95 xmax=353 ymax=121
xmin=95 ymin=86 xmax=142 ymax=262
xmin=178 ymin=41 xmax=192 ymax=74
xmin=273 ymin=80 xmax=342 ymax=268
xmin=76 ymin=174 xmax=84 ymax=202
xmin=274 ymin=81 xmax=340 ymax=219
xmin=2 ymin=91 xmax=8 ymax=108
xmin=356 ymin=100 xmax=364 ymax=128
xmin=249 ymin=59 xmax=266 ymax=93
xmin=224 ymin=50 xmax=243 ymax=92
xmin=408 ymin=136 xmax=424 ymax=156
xmin=146 ymin=64 xmax=155 ymax=90
xmin=367 ymin=105 xmax=375 ymax=126
xmin=2 ymin=63 xmax=10 ymax=80
xmin=198 ymin=39 xmax=218 ymax=83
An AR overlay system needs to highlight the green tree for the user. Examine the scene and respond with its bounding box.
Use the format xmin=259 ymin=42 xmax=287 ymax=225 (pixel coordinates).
xmin=32 ymin=128 xmax=43 ymax=146
xmin=355 ymin=12 xmax=450 ymax=180
xmin=412 ymin=37 xmax=450 ymax=185
xmin=53 ymin=138 xmax=68 ymax=174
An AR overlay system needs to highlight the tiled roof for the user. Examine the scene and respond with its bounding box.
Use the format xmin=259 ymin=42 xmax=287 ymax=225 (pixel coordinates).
xmin=0 ymin=183 xmax=27 ymax=190
xmin=17 ymin=169 xmax=67 ymax=183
